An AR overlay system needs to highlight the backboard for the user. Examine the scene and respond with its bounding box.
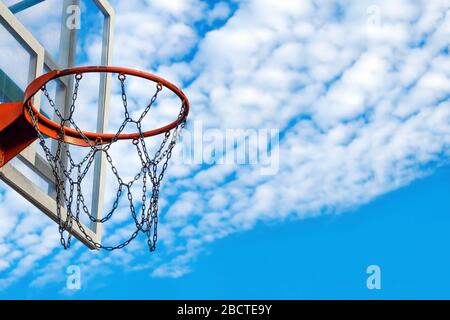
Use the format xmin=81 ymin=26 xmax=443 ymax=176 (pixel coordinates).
xmin=0 ymin=0 xmax=115 ymax=249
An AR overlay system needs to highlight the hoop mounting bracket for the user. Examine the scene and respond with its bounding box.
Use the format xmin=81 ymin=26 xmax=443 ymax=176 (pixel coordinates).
xmin=0 ymin=102 xmax=38 ymax=168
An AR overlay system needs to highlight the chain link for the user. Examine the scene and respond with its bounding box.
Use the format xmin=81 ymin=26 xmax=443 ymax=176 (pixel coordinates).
xmin=26 ymin=73 xmax=185 ymax=251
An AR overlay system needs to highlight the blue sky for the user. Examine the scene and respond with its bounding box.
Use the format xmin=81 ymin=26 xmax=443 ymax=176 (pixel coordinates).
xmin=1 ymin=166 xmax=450 ymax=299
xmin=1 ymin=0 xmax=450 ymax=299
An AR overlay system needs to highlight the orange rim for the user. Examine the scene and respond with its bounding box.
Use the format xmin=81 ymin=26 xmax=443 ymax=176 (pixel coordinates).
xmin=23 ymin=66 xmax=190 ymax=147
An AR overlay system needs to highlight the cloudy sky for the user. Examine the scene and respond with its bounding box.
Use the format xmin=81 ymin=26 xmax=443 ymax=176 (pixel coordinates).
xmin=1 ymin=0 xmax=450 ymax=299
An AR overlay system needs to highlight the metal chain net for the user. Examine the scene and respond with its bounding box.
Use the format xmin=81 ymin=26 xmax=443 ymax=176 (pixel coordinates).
xmin=25 ymin=73 xmax=186 ymax=252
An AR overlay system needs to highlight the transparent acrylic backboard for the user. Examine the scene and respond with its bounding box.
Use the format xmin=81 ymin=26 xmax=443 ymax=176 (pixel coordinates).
xmin=0 ymin=0 xmax=115 ymax=249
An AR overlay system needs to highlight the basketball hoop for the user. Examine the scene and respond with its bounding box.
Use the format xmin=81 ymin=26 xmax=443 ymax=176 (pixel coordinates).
xmin=0 ymin=66 xmax=190 ymax=252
